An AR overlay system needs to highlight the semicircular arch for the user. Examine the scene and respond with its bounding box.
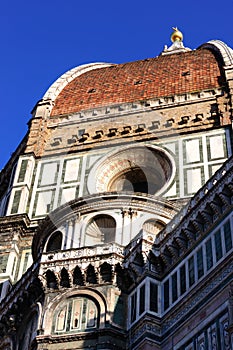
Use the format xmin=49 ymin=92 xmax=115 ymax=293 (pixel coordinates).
xmin=42 ymin=288 xmax=107 ymax=331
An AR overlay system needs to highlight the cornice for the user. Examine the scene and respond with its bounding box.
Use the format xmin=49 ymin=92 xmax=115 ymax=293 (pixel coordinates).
xmin=0 ymin=213 xmax=31 ymax=232
xmin=48 ymin=87 xmax=223 ymax=123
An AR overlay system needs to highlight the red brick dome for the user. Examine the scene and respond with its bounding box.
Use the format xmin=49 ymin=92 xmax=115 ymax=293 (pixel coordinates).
xmin=48 ymin=47 xmax=224 ymax=117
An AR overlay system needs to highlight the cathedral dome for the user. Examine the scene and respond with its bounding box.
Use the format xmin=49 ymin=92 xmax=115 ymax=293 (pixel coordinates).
xmin=44 ymin=46 xmax=226 ymax=118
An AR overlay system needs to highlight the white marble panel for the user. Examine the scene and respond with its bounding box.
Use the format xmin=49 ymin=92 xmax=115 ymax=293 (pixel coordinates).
xmin=60 ymin=187 xmax=76 ymax=205
xmin=209 ymin=135 xmax=225 ymax=160
xmin=186 ymin=168 xmax=202 ymax=194
xmin=40 ymin=162 xmax=58 ymax=186
xmin=185 ymin=139 xmax=201 ymax=164
xmin=164 ymin=142 xmax=177 ymax=155
xmin=35 ymin=191 xmax=53 ymax=216
xmin=64 ymin=159 xmax=80 ymax=182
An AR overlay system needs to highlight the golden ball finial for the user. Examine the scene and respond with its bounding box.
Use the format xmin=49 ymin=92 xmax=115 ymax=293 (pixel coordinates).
xmin=171 ymin=27 xmax=183 ymax=42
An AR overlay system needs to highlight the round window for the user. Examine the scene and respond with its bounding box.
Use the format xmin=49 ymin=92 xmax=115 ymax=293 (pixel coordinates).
xmin=87 ymin=145 xmax=175 ymax=196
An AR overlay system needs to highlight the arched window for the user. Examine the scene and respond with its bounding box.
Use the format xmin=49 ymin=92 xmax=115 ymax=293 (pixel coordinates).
xmin=86 ymin=264 xmax=98 ymax=284
xmin=53 ymin=296 xmax=99 ymax=334
xmin=46 ymin=270 xmax=58 ymax=289
xmin=60 ymin=268 xmax=70 ymax=288
xmin=46 ymin=231 xmax=62 ymax=252
xmin=73 ymin=266 xmax=84 ymax=286
xmin=142 ymin=219 xmax=166 ymax=236
xmin=85 ymin=215 xmax=116 ymax=246
xmin=133 ymin=252 xmax=144 ymax=267
xmin=100 ymin=262 xmax=112 ymax=282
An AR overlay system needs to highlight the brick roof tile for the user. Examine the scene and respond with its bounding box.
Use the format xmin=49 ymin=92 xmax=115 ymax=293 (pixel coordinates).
xmin=51 ymin=48 xmax=223 ymax=117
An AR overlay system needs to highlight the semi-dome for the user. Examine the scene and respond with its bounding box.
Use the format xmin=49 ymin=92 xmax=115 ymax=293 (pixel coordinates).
xmin=42 ymin=42 xmax=232 ymax=118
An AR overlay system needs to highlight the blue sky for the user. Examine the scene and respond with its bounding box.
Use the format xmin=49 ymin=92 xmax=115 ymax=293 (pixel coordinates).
xmin=0 ymin=0 xmax=233 ymax=169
